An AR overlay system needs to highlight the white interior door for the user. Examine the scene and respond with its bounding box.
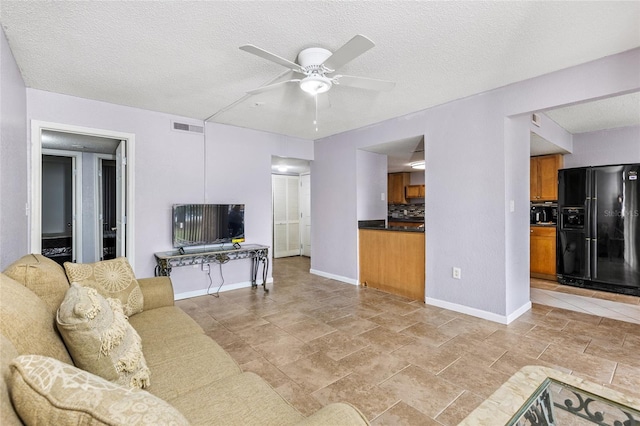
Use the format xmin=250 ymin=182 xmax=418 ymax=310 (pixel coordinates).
xmin=70 ymin=155 xmax=78 ymax=262
xmin=97 ymin=158 xmax=105 ymax=261
xmin=115 ymin=141 xmax=126 ymax=257
xmin=273 ymin=175 xmax=301 ymax=258
xmin=300 ymin=173 xmax=311 ymax=257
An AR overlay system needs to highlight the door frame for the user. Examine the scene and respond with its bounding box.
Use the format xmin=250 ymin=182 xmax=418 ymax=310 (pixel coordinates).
xmin=41 ymin=149 xmax=83 ymax=263
xmin=30 ymin=121 xmax=136 ymax=265
xmin=95 ymin=153 xmax=116 ymax=261
xmin=300 ymin=172 xmax=311 ymax=257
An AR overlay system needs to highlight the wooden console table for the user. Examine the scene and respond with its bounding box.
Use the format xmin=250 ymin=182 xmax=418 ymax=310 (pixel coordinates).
xmin=154 ymin=244 xmax=270 ymax=292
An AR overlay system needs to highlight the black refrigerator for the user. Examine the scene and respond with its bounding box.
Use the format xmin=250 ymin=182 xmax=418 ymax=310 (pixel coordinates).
xmin=557 ymin=164 xmax=640 ymax=296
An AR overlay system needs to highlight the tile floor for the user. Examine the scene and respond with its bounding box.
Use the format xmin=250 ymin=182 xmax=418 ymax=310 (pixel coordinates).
xmin=176 ymin=257 xmax=640 ymax=425
xmin=530 ymin=278 xmax=640 ymax=325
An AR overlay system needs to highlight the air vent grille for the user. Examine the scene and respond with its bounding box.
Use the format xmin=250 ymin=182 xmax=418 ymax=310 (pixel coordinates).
xmin=531 ymin=113 xmax=541 ymax=127
xmin=172 ymin=121 xmax=204 ymax=134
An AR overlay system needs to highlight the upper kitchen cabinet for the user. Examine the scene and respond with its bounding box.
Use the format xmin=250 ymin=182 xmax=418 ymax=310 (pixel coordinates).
xmin=530 ymin=154 xmax=563 ymax=201
xmin=405 ymin=184 xmax=425 ymax=199
xmin=388 ymin=172 xmax=410 ymax=204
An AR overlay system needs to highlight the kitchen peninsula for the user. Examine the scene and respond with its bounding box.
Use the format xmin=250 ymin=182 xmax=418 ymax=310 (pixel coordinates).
xmin=358 ymin=221 xmax=425 ymax=301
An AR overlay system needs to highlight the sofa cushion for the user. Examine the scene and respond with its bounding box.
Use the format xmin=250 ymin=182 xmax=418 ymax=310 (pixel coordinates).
xmin=64 ymin=257 xmax=143 ymax=316
xmin=129 ymin=306 xmax=204 ymax=344
xmin=142 ymin=333 xmax=242 ymax=401
xmin=9 ymin=355 xmax=189 ymax=426
xmin=1 ymin=335 xmax=22 ymax=426
xmin=170 ymin=372 xmax=304 ymax=426
xmin=0 ymin=273 xmax=72 ymax=364
xmin=56 ymin=283 xmax=150 ymax=389
xmin=3 ymin=253 xmax=70 ymax=313
xmin=137 ymin=276 xmax=176 ymax=310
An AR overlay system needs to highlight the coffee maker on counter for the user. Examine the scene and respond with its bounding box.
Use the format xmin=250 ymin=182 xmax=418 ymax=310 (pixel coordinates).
xmin=530 ymin=203 xmax=558 ymax=225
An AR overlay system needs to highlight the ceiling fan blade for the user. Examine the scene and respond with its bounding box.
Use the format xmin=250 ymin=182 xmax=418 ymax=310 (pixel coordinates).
xmin=334 ymin=75 xmax=395 ymax=91
xmin=246 ymin=79 xmax=301 ymax=95
xmin=322 ymin=34 xmax=375 ymax=71
xmin=240 ymin=45 xmax=305 ymax=73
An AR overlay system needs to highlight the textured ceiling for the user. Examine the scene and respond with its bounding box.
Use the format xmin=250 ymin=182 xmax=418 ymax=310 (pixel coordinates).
xmin=1 ymin=1 xmax=639 ymax=140
xmin=545 ymin=91 xmax=640 ymax=134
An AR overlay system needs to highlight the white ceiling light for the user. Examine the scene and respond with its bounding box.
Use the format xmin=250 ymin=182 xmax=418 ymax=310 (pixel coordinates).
xmin=411 ymin=161 xmax=425 ymax=170
xmin=277 ymin=165 xmax=288 ymax=172
xmin=299 ymin=75 xmax=332 ymax=95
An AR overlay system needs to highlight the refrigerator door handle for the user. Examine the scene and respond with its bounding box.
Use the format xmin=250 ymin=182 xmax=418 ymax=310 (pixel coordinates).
xmin=585 ymin=237 xmax=591 ymax=280
xmin=591 ymin=238 xmax=597 ymax=281
xmin=590 ymin=171 xmax=597 ymax=281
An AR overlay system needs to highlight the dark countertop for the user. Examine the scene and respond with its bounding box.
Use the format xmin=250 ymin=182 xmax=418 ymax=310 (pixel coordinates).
xmin=531 ymin=222 xmax=557 ymax=228
xmin=387 ymin=216 xmax=425 ymax=223
xmin=359 ymin=224 xmax=424 ymax=233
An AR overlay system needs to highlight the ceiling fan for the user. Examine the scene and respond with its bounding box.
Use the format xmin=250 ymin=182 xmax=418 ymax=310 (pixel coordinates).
xmin=239 ymin=34 xmax=395 ymax=99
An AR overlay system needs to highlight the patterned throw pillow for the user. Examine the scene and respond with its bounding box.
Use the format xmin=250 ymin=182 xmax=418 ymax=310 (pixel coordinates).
xmin=56 ymin=283 xmax=150 ymax=389
xmin=9 ymin=355 xmax=189 ymax=426
xmin=3 ymin=253 xmax=70 ymax=313
xmin=64 ymin=257 xmax=143 ymax=316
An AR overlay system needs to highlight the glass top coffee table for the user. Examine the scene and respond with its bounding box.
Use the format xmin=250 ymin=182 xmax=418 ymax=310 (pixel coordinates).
xmin=460 ymin=366 xmax=640 ymax=426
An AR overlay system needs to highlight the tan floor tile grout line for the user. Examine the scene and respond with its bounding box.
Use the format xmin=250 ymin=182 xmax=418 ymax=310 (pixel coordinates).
xmin=367 ymin=400 xmax=403 ymax=424
xmin=435 ymin=356 xmax=464 ymax=376
xmin=433 ymin=389 xmax=467 ymax=420
xmin=487 ymin=350 xmax=509 ymax=369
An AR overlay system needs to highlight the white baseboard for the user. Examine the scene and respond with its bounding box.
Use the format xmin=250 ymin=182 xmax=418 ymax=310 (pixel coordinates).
xmin=174 ymin=277 xmax=274 ymax=301
xmin=309 ymin=269 xmax=358 ymax=285
xmin=425 ymin=297 xmax=531 ymax=325
xmin=506 ymin=301 xmax=532 ymax=323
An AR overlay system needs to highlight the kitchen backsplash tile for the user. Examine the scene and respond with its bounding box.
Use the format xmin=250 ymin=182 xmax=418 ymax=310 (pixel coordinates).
xmin=389 ymin=203 xmax=425 ymax=218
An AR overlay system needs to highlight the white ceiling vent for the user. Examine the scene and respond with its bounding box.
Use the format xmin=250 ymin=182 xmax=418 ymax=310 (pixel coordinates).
xmin=172 ymin=121 xmax=204 ymax=134
xmin=531 ymin=113 xmax=541 ymax=127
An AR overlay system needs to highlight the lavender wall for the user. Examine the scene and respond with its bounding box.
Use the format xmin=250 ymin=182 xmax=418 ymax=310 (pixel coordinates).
xmin=312 ymin=48 xmax=640 ymax=322
xmin=24 ymin=89 xmax=312 ymax=297
xmin=564 ymin=125 xmax=640 ymax=168
xmin=312 ymin=116 xmax=427 ymax=283
xmin=532 ymin=112 xmax=573 ymax=152
xmin=356 ymin=150 xmax=387 ymax=221
xmin=0 ymin=29 xmax=28 ymax=268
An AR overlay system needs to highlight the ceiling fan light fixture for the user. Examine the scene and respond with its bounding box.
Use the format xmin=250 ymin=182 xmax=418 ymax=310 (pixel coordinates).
xmin=411 ymin=161 xmax=425 ymax=170
xmin=299 ymin=75 xmax=332 ymax=95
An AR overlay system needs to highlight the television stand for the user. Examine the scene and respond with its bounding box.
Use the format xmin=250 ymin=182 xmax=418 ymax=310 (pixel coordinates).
xmin=153 ymin=244 xmax=270 ymax=292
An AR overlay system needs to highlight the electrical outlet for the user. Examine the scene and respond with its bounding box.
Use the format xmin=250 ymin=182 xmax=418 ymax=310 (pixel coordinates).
xmin=452 ymin=267 xmax=462 ymax=279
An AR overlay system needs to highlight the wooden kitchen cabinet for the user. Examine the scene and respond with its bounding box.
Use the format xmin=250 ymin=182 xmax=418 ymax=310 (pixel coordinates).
xmin=388 ymin=173 xmax=410 ymax=204
xmin=405 ymin=184 xmax=425 ymax=199
xmin=530 ymin=154 xmax=563 ymax=201
xmin=359 ymin=229 xmax=425 ymax=300
xmin=530 ymin=226 xmax=557 ymax=280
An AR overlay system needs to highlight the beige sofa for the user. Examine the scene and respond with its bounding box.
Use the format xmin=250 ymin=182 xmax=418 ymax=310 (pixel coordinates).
xmin=0 ymin=254 xmax=368 ymax=425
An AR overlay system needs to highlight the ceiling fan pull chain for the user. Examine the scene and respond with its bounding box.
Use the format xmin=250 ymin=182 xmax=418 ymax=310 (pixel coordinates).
xmin=314 ymin=95 xmax=319 ymax=132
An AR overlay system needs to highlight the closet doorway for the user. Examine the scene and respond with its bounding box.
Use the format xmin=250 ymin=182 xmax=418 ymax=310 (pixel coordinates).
xmin=271 ymin=157 xmax=311 ymax=259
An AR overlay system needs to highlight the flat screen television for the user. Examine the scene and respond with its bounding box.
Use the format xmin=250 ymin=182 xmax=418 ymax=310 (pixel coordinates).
xmin=172 ymin=204 xmax=245 ymax=248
